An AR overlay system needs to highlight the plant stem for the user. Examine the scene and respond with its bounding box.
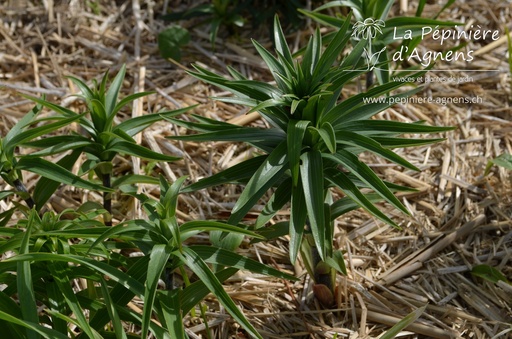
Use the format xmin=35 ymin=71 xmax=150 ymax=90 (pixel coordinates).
xmin=13 ymin=178 xmax=35 ymax=209
xmin=305 ymin=231 xmax=335 ymax=307
xmin=366 ymin=69 xmax=374 ymax=90
xmin=102 ymin=173 xmax=112 ymax=226
xmin=311 ymin=245 xmax=333 ymax=291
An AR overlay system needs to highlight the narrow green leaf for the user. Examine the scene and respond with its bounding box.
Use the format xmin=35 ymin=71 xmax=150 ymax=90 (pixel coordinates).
xmin=0 ymin=191 xmax=15 ymax=200
xmin=17 ymin=211 xmax=40 ymax=339
xmin=141 ymin=244 xmax=171 ymax=339
xmin=301 ymin=28 xmax=321 ymax=77
xmin=116 ymin=106 xmax=194 ymax=137
xmin=111 ymin=174 xmax=160 ymax=189
xmin=105 ymin=64 xmax=126 ymax=116
xmin=182 ymin=156 xmax=265 ymax=193
xmin=66 ymin=75 xmax=94 ymax=99
xmin=250 ymin=221 xmax=289 ymax=244
xmin=312 ymin=12 xmax=352 ymax=83
xmin=326 ymin=150 xmax=409 ymax=215
xmin=111 ymin=91 xmax=154 ymax=117
xmin=0 ymin=291 xmax=24 ymax=337
xmin=248 ymin=98 xmax=287 ymax=113
xmin=380 ymin=305 xmax=427 ymax=339
xmin=22 ymin=135 xmax=91 ymax=156
xmin=89 ymin=98 xmax=108 ymax=132
xmin=226 ymin=65 xmax=247 ymax=80
xmin=373 ymin=42 xmax=390 ymax=86
xmin=83 ymin=221 xmax=154 ymax=254
xmin=372 ymin=137 xmax=446 ymax=148
xmin=325 ymin=168 xmax=397 ymax=227
xmin=416 ymin=0 xmax=427 ymax=16
xmin=339 ymin=38 xmax=367 ymax=69
xmin=252 ymin=39 xmax=288 ymax=90
xmin=342 ymin=120 xmax=455 ymax=134
xmin=298 ymin=8 xmax=346 ymax=28
xmin=189 ymin=245 xmax=298 ymax=281
xmin=487 ymin=153 xmax=512 ymax=174
xmin=336 ymin=132 xmax=419 ymax=171
xmin=290 ymin=99 xmax=304 ymax=115
xmin=4 ymin=114 xmax=84 ymax=155
xmin=376 ymin=0 xmax=395 ymax=20
xmin=165 ymin=114 xmax=237 ymax=133
xmin=343 ymin=172 xmax=417 ymax=193
xmin=318 ymin=122 xmax=336 ymax=154
xmin=20 ymin=94 xmax=96 ymax=133
xmin=287 ymin=120 xmax=310 ymax=187
xmin=0 ymin=311 xmax=68 ymax=339
xmin=175 ymin=247 xmax=262 ymax=339
xmin=106 ymin=140 xmax=180 ymax=162
xmin=213 ymin=96 xmax=260 ymax=108
xmin=273 ymin=15 xmax=293 ymax=67
xmin=87 ymin=255 xmax=150 ymax=331
xmin=330 ymin=193 xmax=383 ymax=219
xmin=435 ymin=0 xmax=456 ymax=19
xmin=48 ymin=263 xmax=98 ymax=339
xmin=156 ymin=290 xmax=184 ymax=339
xmin=289 ymin=179 xmax=307 ymax=264
xmin=181 ymin=268 xmax=238 ymax=315
xmin=226 ymin=80 xmax=284 ymax=101
xmin=180 ymin=220 xmax=263 ymax=242
xmin=45 ymin=279 xmax=68 ymax=334
xmin=4 ymin=253 xmax=145 ymax=297
xmin=4 ymin=102 xmax=42 ymax=147
xmin=313 ymin=0 xmax=363 ymax=15
xmin=33 ymin=149 xmax=82 ymax=210
xmin=471 ymin=264 xmax=511 ymax=284
xmin=325 ymin=250 xmax=347 ymax=275
xmin=162 ymin=175 xmax=187 ymax=219
xmin=228 ymin=142 xmax=288 ymax=225
xmin=169 ymin=127 xmax=285 ymax=146
xmin=255 ymin=178 xmax=292 ymax=229
xmin=187 ymin=67 xmax=248 ymax=100
xmin=300 ymin=150 xmax=326 ymax=261
xmin=98 ymin=276 xmax=128 ymax=339
xmin=320 ymin=80 xmax=410 ymax=126
xmin=16 ymin=157 xmax=112 ymax=192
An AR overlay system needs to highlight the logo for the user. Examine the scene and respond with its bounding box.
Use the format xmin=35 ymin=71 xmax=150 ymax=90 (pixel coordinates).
xmin=351 ymin=18 xmax=501 ymax=72
xmin=351 ymin=18 xmax=386 ymax=71
xmin=352 ymin=18 xmax=385 ymax=40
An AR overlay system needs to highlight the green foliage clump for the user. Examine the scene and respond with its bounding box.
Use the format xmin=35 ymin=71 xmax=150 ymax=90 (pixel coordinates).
xmin=0 ymin=3 xmax=457 ymax=336
xmin=0 ymin=65 xmax=295 ymax=338
xmin=169 ymin=14 xmax=452 ymax=305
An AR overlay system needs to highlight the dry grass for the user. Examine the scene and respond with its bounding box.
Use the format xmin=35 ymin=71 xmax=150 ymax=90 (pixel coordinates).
xmin=1 ymin=0 xmax=511 ymax=338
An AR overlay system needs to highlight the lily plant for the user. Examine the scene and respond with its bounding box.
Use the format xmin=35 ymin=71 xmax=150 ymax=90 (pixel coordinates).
xmin=21 ymin=65 xmax=191 ymax=224
xmin=0 ymin=102 xmax=109 ymax=223
xmin=167 ymin=15 xmax=452 ymax=305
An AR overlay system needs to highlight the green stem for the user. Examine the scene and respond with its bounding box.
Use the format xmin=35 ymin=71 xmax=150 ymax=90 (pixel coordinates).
xmin=178 ymin=266 xmax=212 ymax=339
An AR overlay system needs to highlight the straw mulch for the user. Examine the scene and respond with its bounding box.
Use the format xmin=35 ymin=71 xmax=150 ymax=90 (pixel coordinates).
xmin=0 ymin=0 xmax=511 ymax=338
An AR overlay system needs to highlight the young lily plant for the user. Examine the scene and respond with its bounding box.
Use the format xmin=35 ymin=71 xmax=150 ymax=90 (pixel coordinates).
xmin=20 ymin=64 xmax=191 ymax=224
xmin=167 ymin=15 xmax=453 ymax=304
xmin=0 ymin=101 xmax=109 ymax=223
xmin=0 ymin=176 xmax=295 ymax=338
xmin=84 ymin=175 xmax=297 ymax=339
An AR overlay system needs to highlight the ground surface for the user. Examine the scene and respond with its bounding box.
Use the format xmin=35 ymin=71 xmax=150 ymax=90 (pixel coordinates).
xmin=0 ymin=1 xmax=511 ymax=338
